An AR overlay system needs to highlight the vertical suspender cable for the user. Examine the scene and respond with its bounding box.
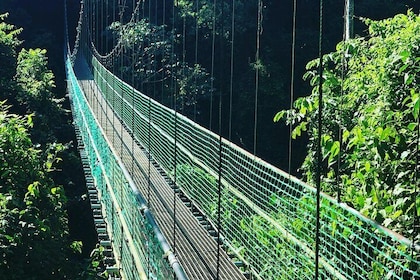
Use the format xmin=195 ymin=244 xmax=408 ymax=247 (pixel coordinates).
xmin=216 ymin=114 xmax=223 ymax=280
xmin=142 ymin=0 xmax=145 ymax=21
xmin=130 ymin=2 xmax=136 ymax=273
xmin=120 ymin=15 xmax=125 ymax=205
xmin=161 ymin=0 xmax=166 ymax=104
xmin=95 ymin=0 xmax=99 ymax=50
xmin=104 ymin=0 xmax=109 ymax=139
xmin=344 ymin=0 xmax=354 ymax=42
xmin=98 ymin=1 xmax=104 ymax=131
xmin=131 ymin=0 xmax=136 ymax=176
xmin=148 ymin=0 xmax=151 ymax=22
xmin=288 ymin=0 xmax=297 ymax=178
xmin=216 ymin=1 xmax=226 ymax=277
xmin=337 ymin=0 xmax=354 ymax=203
xmin=111 ymin=1 xmax=118 ymax=260
xmin=209 ymin=0 xmax=216 ymax=130
xmin=228 ymin=0 xmax=235 ymax=141
xmin=315 ymin=0 xmax=324 ymax=278
xmin=147 ymin=3 xmax=154 ymax=273
xmin=171 ymin=0 xmax=178 ymax=270
xmin=148 ymin=0 xmax=157 ymax=210
xmin=182 ymin=3 xmax=186 ymax=115
xmin=412 ymin=95 xmax=420 ymax=268
xmin=101 ymin=0 xmax=104 ymax=54
xmin=254 ymin=0 xmax=262 ymax=156
xmin=216 ymin=69 xmax=222 ymax=278
xmin=118 ymin=0 xmax=125 ymax=262
xmin=106 ymin=0 xmax=109 ymax=54
xmin=112 ymin=0 xmax=116 ymax=149
xmin=193 ymin=0 xmax=199 ymax=121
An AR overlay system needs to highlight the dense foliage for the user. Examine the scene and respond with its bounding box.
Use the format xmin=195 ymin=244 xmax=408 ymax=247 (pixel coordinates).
xmin=0 ymin=103 xmax=70 ymax=279
xmin=276 ymin=11 xmax=419 ymax=238
xmin=0 ymin=14 xmax=99 ymax=279
xmin=108 ymin=18 xmax=211 ymax=112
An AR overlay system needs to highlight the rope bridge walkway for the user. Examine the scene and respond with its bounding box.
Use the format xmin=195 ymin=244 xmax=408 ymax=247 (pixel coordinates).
xmin=66 ymin=51 xmax=419 ymax=279
xmin=64 ymin=0 xmax=419 ymax=279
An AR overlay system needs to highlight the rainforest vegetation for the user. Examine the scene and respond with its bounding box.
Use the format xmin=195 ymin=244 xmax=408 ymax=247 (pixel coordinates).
xmin=275 ymin=10 xmax=419 ymax=242
xmin=0 ymin=4 xmax=98 ymax=280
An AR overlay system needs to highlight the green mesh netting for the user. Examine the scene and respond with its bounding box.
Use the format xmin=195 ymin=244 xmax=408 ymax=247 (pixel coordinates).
xmin=66 ymin=56 xmax=173 ymax=280
xmin=89 ymin=52 xmax=419 ymax=280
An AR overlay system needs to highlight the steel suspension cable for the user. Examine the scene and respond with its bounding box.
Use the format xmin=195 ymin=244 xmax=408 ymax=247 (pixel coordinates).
xmin=110 ymin=3 xmax=118 ymax=253
xmin=337 ymin=0 xmax=353 ymax=204
xmin=171 ymin=0 xmax=178 ymax=266
xmin=106 ymin=0 xmax=109 ymax=54
xmin=288 ymin=0 xmax=297 ymax=179
xmin=147 ymin=0 xmax=157 ymax=215
xmin=160 ymin=0 xmax=165 ymax=103
xmin=95 ymin=0 xmax=99 ymax=50
xmin=142 ymin=0 xmax=145 ymax=21
xmin=120 ymin=44 xmax=125 ymax=204
xmin=216 ymin=1 xmax=226 ymax=277
xmin=288 ymin=0 xmax=297 ymax=181
xmin=91 ymin=0 xmax=142 ymax=63
xmin=101 ymin=0 xmax=104 ymax=54
xmin=182 ymin=2 xmax=186 ymax=115
xmin=160 ymin=0 xmax=166 ymax=104
xmin=102 ymin=0 xmax=109 ymax=138
xmin=412 ymin=94 xmax=420 ymax=268
xmin=131 ymin=0 xmax=136 ymax=176
xmin=254 ymin=0 xmax=263 ymax=156
xmin=209 ymin=0 xmax=216 ymax=130
xmin=193 ymin=0 xmax=199 ymax=121
xmin=112 ymin=0 xmax=117 ymax=149
xmin=146 ymin=4 xmax=154 ymax=273
xmin=147 ymin=1 xmax=154 ymax=203
xmin=228 ymin=0 xmax=235 ymax=141
xmin=315 ymin=0 xmax=324 ymax=278
xmin=129 ymin=5 xmax=138 ymax=269
xmin=69 ymin=0 xmax=84 ymax=62
xmin=148 ymin=0 xmax=152 ymax=27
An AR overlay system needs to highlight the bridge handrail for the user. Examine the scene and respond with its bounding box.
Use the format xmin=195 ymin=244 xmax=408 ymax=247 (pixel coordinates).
xmin=90 ymin=52 xmax=419 ymax=279
xmin=66 ymin=54 xmax=188 ymax=280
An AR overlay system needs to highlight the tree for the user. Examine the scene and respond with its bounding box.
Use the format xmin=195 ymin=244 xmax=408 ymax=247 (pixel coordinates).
xmin=275 ymin=11 xmax=420 ymax=237
xmin=16 ymin=48 xmax=65 ymax=145
xmin=0 ymin=13 xmax=21 ymax=101
xmin=0 ymin=13 xmax=86 ymax=279
xmin=0 ymin=102 xmax=71 ymax=279
xmin=109 ymin=18 xmax=212 ymax=113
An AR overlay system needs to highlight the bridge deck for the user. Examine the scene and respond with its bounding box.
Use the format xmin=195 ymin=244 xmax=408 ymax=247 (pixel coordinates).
xmin=74 ymin=57 xmax=246 ymax=280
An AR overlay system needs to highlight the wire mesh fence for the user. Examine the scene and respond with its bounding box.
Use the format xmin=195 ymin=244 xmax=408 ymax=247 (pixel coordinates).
xmin=90 ymin=53 xmax=419 ymax=280
xmin=66 ymin=56 xmax=174 ymax=280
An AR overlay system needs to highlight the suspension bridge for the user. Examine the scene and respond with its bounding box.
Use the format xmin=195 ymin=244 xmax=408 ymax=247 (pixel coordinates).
xmin=65 ymin=0 xmax=419 ymax=279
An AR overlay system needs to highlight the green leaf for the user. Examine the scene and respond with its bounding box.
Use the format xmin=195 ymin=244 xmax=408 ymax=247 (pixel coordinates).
xmin=404 ymin=73 xmax=414 ymax=85
xmin=399 ymin=50 xmax=410 ymax=62
xmin=400 ymin=151 xmax=410 ymax=159
xmin=27 ymin=181 xmax=40 ymax=197
xmin=391 ymin=210 xmax=403 ymax=219
xmin=413 ymin=93 xmax=419 ymax=119
xmin=364 ymin=161 xmax=371 ymax=172
xmin=398 ymin=63 xmax=409 ymax=75
xmin=5 ymin=234 xmax=14 ymax=241
xmin=273 ymin=111 xmax=285 ymax=122
xmin=407 ymin=122 xmax=417 ymax=131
